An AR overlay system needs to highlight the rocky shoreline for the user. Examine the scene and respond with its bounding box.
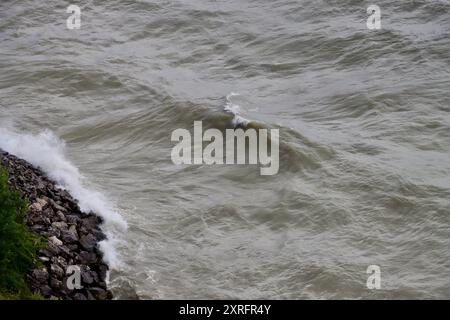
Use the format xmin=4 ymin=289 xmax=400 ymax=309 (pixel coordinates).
xmin=0 ymin=149 xmax=112 ymax=300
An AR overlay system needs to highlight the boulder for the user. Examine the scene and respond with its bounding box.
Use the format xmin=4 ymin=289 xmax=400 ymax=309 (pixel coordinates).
xmin=52 ymin=221 xmax=68 ymax=230
xmin=88 ymin=287 xmax=108 ymax=300
xmin=31 ymin=268 xmax=49 ymax=284
xmin=49 ymin=236 xmax=63 ymax=247
xmin=78 ymin=251 xmax=98 ymax=264
xmin=50 ymin=263 xmax=65 ymax=278
xmin=50 ymin=278 xmax=63 ymax=290
xmin=40 ymin=285 xmax=53 ymax=297
xmin=61 ymin=229 xmax=79 ymax=244
xmin=79 ymin=234 xmax=97 ymax=251
xmin=73 ymin=293 xmax=87 ymax=300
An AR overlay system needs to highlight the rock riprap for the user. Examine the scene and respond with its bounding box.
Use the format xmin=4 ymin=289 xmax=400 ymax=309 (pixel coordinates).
xmin=0 ymin=149 xmax=112 ymax=300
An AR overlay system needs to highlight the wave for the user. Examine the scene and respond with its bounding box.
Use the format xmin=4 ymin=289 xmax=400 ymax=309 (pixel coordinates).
xmin=224 ymin=92 xmax=251 ymax=128
xmin=0 ymin=127 xmax=127 ymax=268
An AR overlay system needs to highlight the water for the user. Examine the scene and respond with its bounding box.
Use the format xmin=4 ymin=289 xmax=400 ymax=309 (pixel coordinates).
xmin=1 ymin=0 xmax=449 ymax=299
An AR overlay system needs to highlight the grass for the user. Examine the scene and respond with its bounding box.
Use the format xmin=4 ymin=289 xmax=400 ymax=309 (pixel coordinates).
xmin=0 ymin=165 xmax=43 ymax=299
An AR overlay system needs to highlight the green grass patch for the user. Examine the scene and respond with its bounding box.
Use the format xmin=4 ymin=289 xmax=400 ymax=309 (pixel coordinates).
xmin=0 ymin=165 xmax=44 ymax=299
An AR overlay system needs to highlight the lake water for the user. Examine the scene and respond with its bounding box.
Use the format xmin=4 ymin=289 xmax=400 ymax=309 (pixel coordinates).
xmin=1 ymin=0 xmax=449 ymax=299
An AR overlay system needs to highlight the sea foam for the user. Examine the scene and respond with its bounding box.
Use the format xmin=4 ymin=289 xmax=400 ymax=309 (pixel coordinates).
xmin=224 ymin=92 xmax=250 ymax=128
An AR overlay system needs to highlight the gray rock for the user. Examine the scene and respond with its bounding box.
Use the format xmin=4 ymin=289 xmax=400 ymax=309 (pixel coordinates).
xmin=50 ymin=278 xmax=63 ymax=290
xmin=73 ymin=293 xmax=87 ymax=300
xmin=86 ymin=290 xmax=96 ymax=300
xmin=50 ymin=263 xmax=64 ymax=278
xmin=52 ymin=201 xmax=67 ymax=213
xmin=52 ymin=221 xmax=68 ymax=230
xmin=49 ymin=236 xmax=63 ymax=246
xmin=81 ymin=270 xmax=94 ymax=285
xmin=66 ymin=215 xmax=80 ymax=225
xmin=81 ymin=216 xmax=100 ymax=230
xmin=67 ymin=244 xmax=79 ymax=251
xmin=39 ymin=256 xmax=50 ymax=263
xmin=61 ymin=229 xmax=79 ymax=244
xmin=43 ymin=208 xmax=55 ymax=218
xmin=31 ymin=268 xmax=49 ymax=284
xmin=47 ymin=242 xmax=61 ymax=256
xmin=38 ymin=248 xmax=54 ymax=258
xmin=88 ymin=287 xmax=108 ymax=300
xmin=31 ymin=224 xmax=45 ymax=232
xmin=59 ymin=245 xmax=73 ymax=258
xmin=98 ymin=264 xmax=108 ymax=281
xmin=78 ymin=251 xmax=97 ymax=264
xmin=79 ymin=234 xmax=97 ymax=251
xmin=40 ymin=285 xmax=53 ymax=297
xmin=69 ymin=224 xmax=78 ymax=235
xmin=55 ymin=256 xmax=68 ymax=269
xmin=30 ymin=198 xmax=47 ymax=211
xmin=56 ymin=211 xmax=67 ymax=222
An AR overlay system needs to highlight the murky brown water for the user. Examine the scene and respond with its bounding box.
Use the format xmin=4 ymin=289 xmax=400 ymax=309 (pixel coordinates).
xmin=1 ymin=0 xmax=449 ymax=299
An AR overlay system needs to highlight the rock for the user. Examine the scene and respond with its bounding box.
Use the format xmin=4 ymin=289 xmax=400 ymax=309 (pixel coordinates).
xmin=61 ymin=229 xmax=78 ymax=244
xmin=58 ymin=189 xmax=71 ymax=199
xmin=81 ymin=216 xmax=100 ymax=230
xmin=81 ymin=270 xmax=95 ymax=285
xmin=67 ymin=244 xmax=79 ymax=251
xmin=92 ymin=229 xmax=107 ymax=241
xmin=40 ymin=285 xmax=53 ymax=297
xmin=88 ymin=287 xmax=108 ymax=300
xmin=31 ymin=269 xmax=49 ymax=284
xmin=55 ymin=256 xmax=68 ymax=269
xmin=98 ymin=264 xmax=109 ymax=281
xmin=30 ymin=224 xmax=45 ymax=232
xmin=78 ymin=251 xmax=98 ymax=264
xmin=86 ymin=290 xmax=96 ymax=300
xmin=58 ymin=245 xmax=73 ymax=258
xmin=56 ymin=211 xmax=67 ymax=222
xmin=66 ymin=215 xmax=80 ymax=225
xmin=28 ymin=214 xmax=44 ymax=225
xmin=73 ymin=293 xmax=87 ymax=300
xmin=52 ymin=221 xmax=68 ymax=230
xmin=39 ymin=256 xmax=50 ymax=263
xmin=29 ymin=198 xmax=47 ymax=211
xmin=52 ymin=201 xmax=67 ymax=213
xmin=48 ymin=227 xmax=61 ymax=238
xmin=69 ymin=224 xmax=78 ymax=235
xmin=29 ymin=202 xmax=42 ymax=211
xmin=49 ymin=236 xmax=63 ymax=246
xmin=38 ymin=248 xmax=54 ymax=258
xmin=50 ymin=263 xmax=64 ymax=278
xmin=50 ymin=278 xmax=63 ymax=290
xmin=43 ymin=207 xmax=55 ymax=218
xmin=44 ymin=217 xmax=51 ymax=225
xmin=79 ymin=234 xmax=97 ymax=251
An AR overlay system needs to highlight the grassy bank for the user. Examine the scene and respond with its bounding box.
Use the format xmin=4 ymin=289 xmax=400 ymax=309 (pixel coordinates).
xmin=0 ymin=165 xmax=42 ymax=299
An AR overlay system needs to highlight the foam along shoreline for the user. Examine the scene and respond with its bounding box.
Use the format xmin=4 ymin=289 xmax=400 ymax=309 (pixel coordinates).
xmin=1 ymin=149 xmax=113 ymax=300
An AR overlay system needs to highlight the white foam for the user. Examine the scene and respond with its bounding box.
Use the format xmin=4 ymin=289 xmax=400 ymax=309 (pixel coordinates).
xmin=0 ymin=127 xmax=127 ymax=268
xmin=224 ymin=92 xmax=250 ymax=127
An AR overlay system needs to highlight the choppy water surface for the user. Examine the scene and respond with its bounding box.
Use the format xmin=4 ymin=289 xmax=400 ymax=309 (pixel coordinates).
xmin=1 ymin=0 xmax=449 ymax=299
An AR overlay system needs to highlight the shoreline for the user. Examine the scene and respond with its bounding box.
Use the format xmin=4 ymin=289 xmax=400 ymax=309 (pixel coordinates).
xmin=0 ymin=149 xmax=112 ymax=300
